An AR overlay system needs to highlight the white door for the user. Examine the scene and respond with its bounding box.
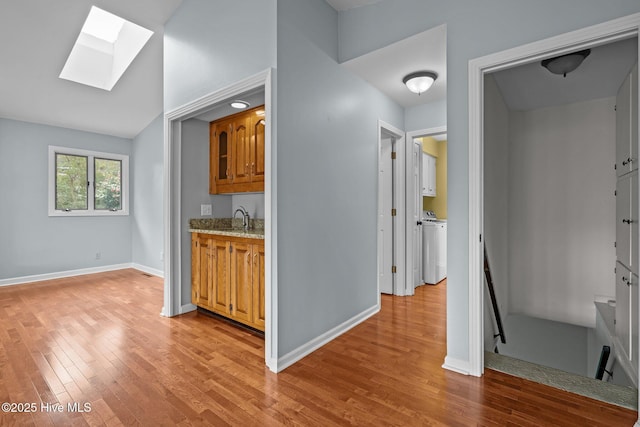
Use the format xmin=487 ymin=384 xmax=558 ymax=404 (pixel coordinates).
xmin=412 ymin=142 xmax=423 ymax=288
xmin=379 ymin=136 xmax=394 ymax=294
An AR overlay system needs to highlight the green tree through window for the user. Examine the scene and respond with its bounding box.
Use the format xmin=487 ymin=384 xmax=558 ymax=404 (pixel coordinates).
xmin=55 ymin=154 xmax=88 ymax=210
xmin=94 ymin=158 xmax=122 ymax=210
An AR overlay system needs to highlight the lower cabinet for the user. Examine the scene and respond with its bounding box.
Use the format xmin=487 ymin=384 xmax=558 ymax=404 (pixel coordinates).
xmin=191 ymin=233 xmax=265 ymax=331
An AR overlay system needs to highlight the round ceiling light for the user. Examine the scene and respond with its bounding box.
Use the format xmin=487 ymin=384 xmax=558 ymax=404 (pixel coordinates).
xmin=230 ymin=100 xmax=250 ymax=109
xmin=402 ymin=71 xmax=438 ymax=95
xmin=541 ymin=49 xmax=591 ymax=77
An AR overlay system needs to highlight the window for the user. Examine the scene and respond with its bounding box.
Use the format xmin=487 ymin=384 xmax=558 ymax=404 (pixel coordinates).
xmin=48 ymin=146 xmax=129 ymax=216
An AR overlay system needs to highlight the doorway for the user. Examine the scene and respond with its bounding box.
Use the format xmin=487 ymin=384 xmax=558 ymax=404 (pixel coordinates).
xmin=468 ymin=11 xmax=640 ymax=411
xmin=377 ymin=121 xmax=405 ymax=298
xmin=163 ymin=69 xmax=277 ymax=372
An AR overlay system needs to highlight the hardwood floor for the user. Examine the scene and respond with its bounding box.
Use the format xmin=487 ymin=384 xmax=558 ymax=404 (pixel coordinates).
xmin=0 ymin=269 xmax=636 ymax=426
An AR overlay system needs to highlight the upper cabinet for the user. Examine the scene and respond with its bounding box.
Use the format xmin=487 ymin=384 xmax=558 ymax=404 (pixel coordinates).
xmin=422 ymin=153 xmax=436 ymax=197
xmin=210 ymin=106 xmax=266 ymax=194
xmin=616 ymin=64 xmax=638 ymax=177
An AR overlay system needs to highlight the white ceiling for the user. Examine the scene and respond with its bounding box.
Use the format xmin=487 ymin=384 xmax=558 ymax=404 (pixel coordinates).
xmin=0 ymin=0 xmax=182 ymax=139
xmin=325 ymin=0 xmax=382 ymax=11
xmin=491 ymin=37 xmax=638 ymax=111
xmin=342 ymin=24 xmax=447 ymax=109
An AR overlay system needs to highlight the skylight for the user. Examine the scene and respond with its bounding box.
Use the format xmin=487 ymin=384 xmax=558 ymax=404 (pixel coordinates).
xmin=59 ymin=6 xmax=153 ymax=91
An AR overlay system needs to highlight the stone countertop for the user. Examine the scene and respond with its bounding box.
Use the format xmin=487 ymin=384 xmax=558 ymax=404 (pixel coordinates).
xmin=189 ymin=218 xmax=264 ymax=239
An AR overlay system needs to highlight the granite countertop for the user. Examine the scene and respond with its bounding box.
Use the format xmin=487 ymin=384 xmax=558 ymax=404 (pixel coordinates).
xmin=189 ymin=218 xmax=264 ymax=239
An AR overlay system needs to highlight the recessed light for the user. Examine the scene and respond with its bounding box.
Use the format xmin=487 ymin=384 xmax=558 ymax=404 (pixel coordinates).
xmin=230 ymin=100 xmax=250 ymax=109
xmin=59 ymin=6 xmax=153 ymax=91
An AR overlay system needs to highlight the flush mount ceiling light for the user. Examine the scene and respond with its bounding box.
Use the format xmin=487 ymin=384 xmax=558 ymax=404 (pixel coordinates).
xmin=541 ymin=49 xmax=591 ymax=77
xmin=59 ymin=6 xmax=153 ymax=91
xmin=230 ymin=100 xmax=250 ymax=109
xmin=402 ymin=71 xmax=438 ymax=95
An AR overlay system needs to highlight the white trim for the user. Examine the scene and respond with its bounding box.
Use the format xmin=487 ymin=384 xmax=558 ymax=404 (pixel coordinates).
xmin=48 ymin=145 xmax=129 ymax=216
xmin=131 ymin=263 xmax=164 ymax=278
xmin=0 ymin=263 xmax=135 ymax=287
xmin=378 ymin=120 xmax=405 ymax=297
xmin=442 ymin=356 xmax=470 ymax=376
xmin=163 ymin=69 xmax=277 ymax=372
xmin=180 ymin=303 xmax=197 ymax=314
xmin=468 ymin=13 xmax=640 ymax=381
xmin=274 ymin=304 xmax=380 ymax=372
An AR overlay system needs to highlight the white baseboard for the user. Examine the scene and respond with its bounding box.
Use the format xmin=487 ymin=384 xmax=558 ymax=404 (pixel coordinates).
xmin=0 ymin=263 xmax=133 ymax=287
xmin=442 ymin=355 xmax=471 ymax=375
xmin=131 ymin=263 xmax=164 ymax=278
xmin=275 ymin=303 xmax=380 ymax=372
xmin=180 ymin=303 xmax=197 ymax=314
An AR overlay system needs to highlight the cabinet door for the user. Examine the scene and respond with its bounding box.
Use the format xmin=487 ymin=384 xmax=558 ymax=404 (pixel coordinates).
xmin=616 ymin=261 xmax=632 ymax=361
xmin=251 ymin=113 xmax=265 ymax=183
xmin=633 ymin=272 xmax=639 ymax=365
xmin=631 ymin=64 xmax=638 ymax=173
xmin=230 ymin=242 xmax=253 ymax=323
xmin=252 ymin=243 xmax=266 ymax=330
xmin=632 ymin=170 xmax=639 ymax=275
xmin=231 ymin=116 xmax=251 ymax=184
xmin=422 ymin=153 xmax=436 ymax=197
xmin=617 ymin=70 xmax=632 ymax=177
xmin=196 ymin=238 xmax=213 ymax=309
xmin=210 ymin=120 xmax=233 ymax=193
xmin=617 ymin=174 xmax=632 ymax=271
xmin=210 ymin=240 xmax=230 ymax=315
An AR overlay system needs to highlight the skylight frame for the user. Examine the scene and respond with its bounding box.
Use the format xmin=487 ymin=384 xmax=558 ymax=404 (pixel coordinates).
xmin=59 ymin=6 xmax=153 ymax=91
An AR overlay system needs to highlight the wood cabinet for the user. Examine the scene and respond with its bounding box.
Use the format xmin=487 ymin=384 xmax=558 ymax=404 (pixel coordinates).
xmin=422 ymin=153 xmax=436 ymax=197
xmin=191 ymin=233 xmax=265 ymax=331
xmin=210 ymin=106 xmax=266 ymax=194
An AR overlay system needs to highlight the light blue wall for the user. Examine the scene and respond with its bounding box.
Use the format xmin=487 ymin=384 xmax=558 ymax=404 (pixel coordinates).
xmin=163 ymin=0 xmax=277 ymax=112
xmin=404 ymin=98 xmax=446 ymax=132
xmin=338 ymin=0 xmax=640 ymax=363
xmin=0 ymin=118 xmax=132 ymax=280
xmin=131 ymin=114 xmax=164 ymax=273
xmin=276 ymin=0 xmax=404 ymax=356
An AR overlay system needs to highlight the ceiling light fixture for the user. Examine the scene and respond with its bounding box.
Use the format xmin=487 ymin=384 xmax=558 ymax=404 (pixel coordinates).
xmin=541 ymin=49 xmax=591 ymax=77
xmin=402 ymin=71 xmax=438 ymax=95
xmin=230 ymin=100 xmax=250 ymax=109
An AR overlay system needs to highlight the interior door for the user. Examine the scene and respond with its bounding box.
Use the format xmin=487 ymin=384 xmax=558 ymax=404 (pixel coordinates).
xmin=379 ymin=136 xmax=394 ymax=294
xmin=412 ymin=142 xmax=423 ymax=288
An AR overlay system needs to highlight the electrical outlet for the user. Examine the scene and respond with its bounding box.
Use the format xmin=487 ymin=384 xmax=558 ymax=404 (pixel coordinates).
xmin=95 ymin=252 xmax=101 ymax=260
xmin=201 ymin=204 xmax=212 ymax=216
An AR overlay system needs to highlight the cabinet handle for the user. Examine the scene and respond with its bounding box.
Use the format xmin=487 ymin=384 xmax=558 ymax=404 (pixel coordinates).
xmin=252 ymin=163 xmax=255 ymax=174
xmin=246 ymin=163 xmax=249 ymax=174
xmin=623 ymin=219 xmax=634 ymax=224
xmin=623 ymin=157 xmax=634 ymax=166
xmin=623 ymin=276 xmax=632 ymax=286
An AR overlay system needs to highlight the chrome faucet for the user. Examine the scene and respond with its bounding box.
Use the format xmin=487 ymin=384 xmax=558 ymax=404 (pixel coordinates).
xmin=234 ymin=206 xmax=250 ymax=231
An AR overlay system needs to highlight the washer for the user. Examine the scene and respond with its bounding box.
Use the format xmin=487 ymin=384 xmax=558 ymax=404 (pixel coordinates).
xmin=422 ymin=211 xmax=447 ymax=284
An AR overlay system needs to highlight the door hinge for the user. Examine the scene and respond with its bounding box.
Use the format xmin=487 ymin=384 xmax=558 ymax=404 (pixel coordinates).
xmin=391 ymin=266 xmax=397 ymax=274
xmin=480 ymin=234 xmax=482 ymax=242
xmin=391 ymin=208 xmax=397 ymax=216
xmin=391 ymin=151 xmax=397 ymax=160
xmin=229 ymin=245 xmax=233 ymax=253
xmin=615 ymin=105 xmax=617 ymax=112
xmin=229 ymin=303 xmax=233 ymax=312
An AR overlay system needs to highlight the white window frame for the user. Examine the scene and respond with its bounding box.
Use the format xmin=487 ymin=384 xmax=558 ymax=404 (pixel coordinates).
xmin=48 ymin=145 xmax=129 ymax=216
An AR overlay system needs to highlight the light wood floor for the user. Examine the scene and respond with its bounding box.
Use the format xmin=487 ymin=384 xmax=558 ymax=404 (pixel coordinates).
xmin=0 ymin=269 xmax=636 ymax=426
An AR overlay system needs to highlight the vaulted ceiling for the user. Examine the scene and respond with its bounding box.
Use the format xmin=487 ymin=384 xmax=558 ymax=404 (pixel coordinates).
xmin=0 ymin=0 xmax=182 ymax=139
